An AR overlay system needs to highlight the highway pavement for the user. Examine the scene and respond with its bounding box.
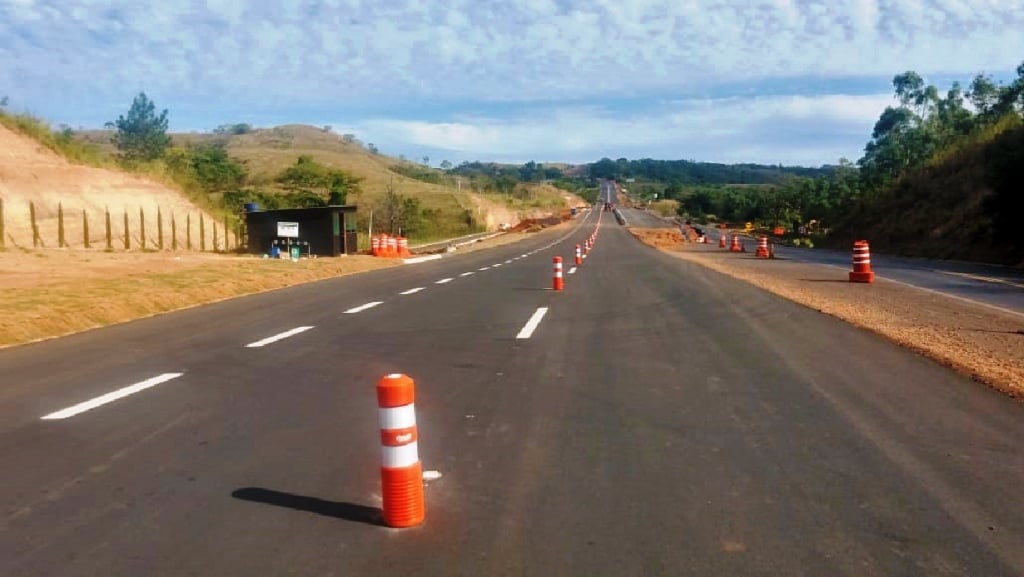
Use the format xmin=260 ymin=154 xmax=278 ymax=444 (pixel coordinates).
xmin=2 ymin=207 xmax=1023 ymax=576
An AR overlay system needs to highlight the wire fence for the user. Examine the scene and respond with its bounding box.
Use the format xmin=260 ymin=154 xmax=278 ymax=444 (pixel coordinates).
xmin=0 ymin=197 xmax=241 ymax=252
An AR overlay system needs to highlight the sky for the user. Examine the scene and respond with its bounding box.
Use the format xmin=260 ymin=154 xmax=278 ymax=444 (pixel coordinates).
xmin=2 ymin=0 xmax=1023 ymax=168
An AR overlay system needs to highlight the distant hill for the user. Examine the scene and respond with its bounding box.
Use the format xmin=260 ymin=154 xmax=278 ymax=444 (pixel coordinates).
xmin=76 ymin=125 xmax=583 ymax=237
xmin=586 ymin=157 xmax=833 ymax=185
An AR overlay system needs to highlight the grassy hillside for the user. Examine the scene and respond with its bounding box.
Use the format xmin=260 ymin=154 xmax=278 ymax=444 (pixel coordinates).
xmin=78 ymin=125 xmax=579 ymax=241
xmin=827 ymin=117 xmax=1024 ymax=267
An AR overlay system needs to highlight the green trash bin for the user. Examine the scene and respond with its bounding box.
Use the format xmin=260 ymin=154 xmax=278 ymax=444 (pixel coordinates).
xmin=290 ymin=246 xmax=301 ymax=259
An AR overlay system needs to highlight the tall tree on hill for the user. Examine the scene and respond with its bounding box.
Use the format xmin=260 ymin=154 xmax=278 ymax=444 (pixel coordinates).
xmin=276 ymin=154 xmax=361 ymax=205
xmin=106 ymin=92 xmax=171 ymax=163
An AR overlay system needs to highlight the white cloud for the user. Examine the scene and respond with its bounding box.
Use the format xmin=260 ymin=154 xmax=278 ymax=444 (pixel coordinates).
xmin=348 ymin=93 xmax=893 ymax=165
xmin=0 ymin=1 xmax=1020 ymax=164
xmin=2 ymin=0 xmax=1021 ymax=105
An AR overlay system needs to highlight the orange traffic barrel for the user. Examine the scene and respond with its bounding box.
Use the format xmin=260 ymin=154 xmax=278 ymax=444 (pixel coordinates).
xmin=849 ymin=240 xmax=875 ymax=283
xmin=756 ymin=235 xmax=769 ymax=258
xmin=377 ymin=373 xmax=425 ymax=528
xmin=575 ymin=244 xmax=582 ymax=266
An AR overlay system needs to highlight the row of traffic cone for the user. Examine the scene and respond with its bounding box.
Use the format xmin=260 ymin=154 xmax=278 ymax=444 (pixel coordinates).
xmin=371 ymin=234 xmax=412 ymax=258
xmin=716 ymin=230 xmax=874 ymax=283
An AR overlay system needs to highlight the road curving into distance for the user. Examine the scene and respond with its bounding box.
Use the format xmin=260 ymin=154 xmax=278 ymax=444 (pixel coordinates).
xmin=2 ymin=206 xmax=1023 ymax=576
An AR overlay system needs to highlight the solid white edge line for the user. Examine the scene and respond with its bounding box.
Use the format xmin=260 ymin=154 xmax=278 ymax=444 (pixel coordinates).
xmin=436 ymin=277 xmax=454 ymax=284
xmin=814 ymin=263 xmax=1024 ymax=319
xmin=41 ymin=373 xmax=184 ymax=420
xmin=516 ymin=307 xmax=549 ymax=339
xmin=344 ymin=301 xmax=384 ymax=314
xmin=245 ymin=326 xmax=316 ymax=348
xmin=400 ymin=287 xmax=425 ymax=295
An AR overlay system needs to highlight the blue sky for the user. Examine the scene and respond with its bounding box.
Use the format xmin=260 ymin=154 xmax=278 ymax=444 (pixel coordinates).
xmin=2 ymin=0 xmax=1022 ymax=167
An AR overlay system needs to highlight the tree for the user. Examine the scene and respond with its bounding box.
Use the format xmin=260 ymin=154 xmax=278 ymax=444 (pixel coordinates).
xmin=367 ymin=142 xmax=379 ymax=154
xmin=422 ymin=155 xmax=430 ymax=166
xmin=189 ymin=144 xmax=247 ymax=191
xmin=0 ymin=95 xmax=8 ymax=107
xmin=376 ymin=179 xmax=423 ymax=235
xmin=106 ymin=92 xmax=171 ymax=162
xmin=276 ymin=155 xmax=361 ymax=205
xmin=213 ymin=123 xmax=252 ymax=135
xmin=439 ymin=160 xmax=453 ymax=171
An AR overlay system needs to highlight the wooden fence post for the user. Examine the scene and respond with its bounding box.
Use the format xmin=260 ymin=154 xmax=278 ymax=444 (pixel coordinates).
xmin=171 ymin=213 xmax=178 ymax=251
xmin=83 ymin=210 xmax=91 ymax=249
xmin=30 ymin=202 xmax=39 ymax=247
xmin=187 ymin=213 xmax=192 ymax=250
xmin=199 ymin=215 xmax=206 ymax=251
xmin=223 ymin=214 xmax=230 ymax=250
xmin=124 ymin=210 xmax=130 ymax=250
xmin=157 ymin=207 xmax=164 ymax=250
xmin=213 ymin=221 xmax=219 ymax=252
xmin=58 ymin=203 xmax=66 ymax=247
xmin=105 ymin=207 xmax=112 ymax=249
xmin=139 ymin=207 xmax=146 ymax=250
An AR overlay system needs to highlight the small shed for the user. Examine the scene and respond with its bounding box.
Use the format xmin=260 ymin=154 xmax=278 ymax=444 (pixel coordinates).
xmin=243 ymin=205 xmax=359 ymax=257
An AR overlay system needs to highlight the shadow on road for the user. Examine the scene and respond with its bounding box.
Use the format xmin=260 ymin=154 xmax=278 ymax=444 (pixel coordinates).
xmin=232 ymin=487 xmax=383 ymax=526
xmin=799 ymin=278 xmax=848 ymax=283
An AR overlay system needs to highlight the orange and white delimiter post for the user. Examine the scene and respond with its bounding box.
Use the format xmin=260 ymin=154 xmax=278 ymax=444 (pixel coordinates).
xmin=376 ymin=373 xmax=425 ymax=528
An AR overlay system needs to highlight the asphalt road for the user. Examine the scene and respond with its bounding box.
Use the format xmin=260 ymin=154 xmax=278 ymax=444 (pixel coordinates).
xmin=695 ymin=229 xmax=1024 ymax=317
xmin=618 ymin=206 xmax=678 ymax=229
xmin=600 ymin=179 xmax=618 ymax=205
xmin=2 ymin=208 xmax=1023 ymax=576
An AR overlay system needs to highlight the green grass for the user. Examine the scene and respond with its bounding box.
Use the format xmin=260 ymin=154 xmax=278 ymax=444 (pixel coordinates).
xmin=20 ymin=118 xmax=578 ymax=245
xmin=0 ymin=110 xmax=112 ymax=168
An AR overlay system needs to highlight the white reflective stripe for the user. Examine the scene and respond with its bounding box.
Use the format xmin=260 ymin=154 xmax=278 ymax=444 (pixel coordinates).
xmin=379 ymin=404 xmax=417 ymax=430
xmin=381 ymin=442 xmax=419 ymax=468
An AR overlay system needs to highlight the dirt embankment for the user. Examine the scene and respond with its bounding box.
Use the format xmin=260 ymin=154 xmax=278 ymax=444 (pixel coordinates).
xmin=0 ymin=124 xmax=215 ymax=250
xmin=628 ymin=227 xmax=1024 ymax=399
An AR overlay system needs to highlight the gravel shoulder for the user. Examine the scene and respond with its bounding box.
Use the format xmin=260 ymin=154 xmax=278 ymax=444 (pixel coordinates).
xmin=628 ymin=228 xmax=1024 ymax=400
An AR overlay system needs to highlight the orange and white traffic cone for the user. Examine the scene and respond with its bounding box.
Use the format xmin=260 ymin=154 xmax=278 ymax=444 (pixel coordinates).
xmin=553 ymin=257 xmax=564 ymax=291
xmin=729 ymin=234 xmax=742 ymax=252
xmin=756 ymin=235 xmax=769 ymax=258
xmin=719 ymin=232 xmax=727 ymax=248
xmin=376 ymin=373 xmax=425 ymax=528
xmin=575 ymin=244 xmax=582 ymax=266
xmin=849 ymin=240 xmax=875 ymax=283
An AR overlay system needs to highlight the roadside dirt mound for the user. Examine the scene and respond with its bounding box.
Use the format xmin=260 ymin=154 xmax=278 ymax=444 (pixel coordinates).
xmin=0 ymin=125 xmax=213 ymax=249
xmin=509 ymin=217 xmax=562 ymax=233
xmin=628 ymin=227 xmax=685 ymax=247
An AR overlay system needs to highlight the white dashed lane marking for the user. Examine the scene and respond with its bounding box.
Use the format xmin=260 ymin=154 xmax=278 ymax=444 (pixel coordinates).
xmin=344 ymin=302 xmax=383 ymax=314
xmin=246 ymin=326 xmax=315 ymax=348
xmin=41 ymin=373 xmax=185 ymax=420
xmin=516 ymin=308 xmax=549 ymax=339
